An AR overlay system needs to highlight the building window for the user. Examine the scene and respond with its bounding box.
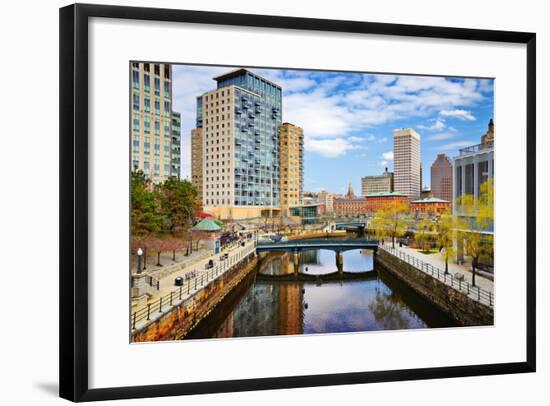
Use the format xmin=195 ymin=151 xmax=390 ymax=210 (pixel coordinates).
xmin=132 ymin=93 xmax=139 ymax=111
xmin=144 ymin=97 xmax=150 ymax=113
xmin=154 ymin=99 xmax=160 ymax=115
xmin=132 ymin=70 xmax=139 ymax=89
xmin=164 ymin=65 xmax=170 ymax=79
xmin=154 ymin=64 xmax=160 ymax=76
xmin=164 ymin=80 xmax=170 ymax=96
xmin=154 ymin=78 xmax=160 ymax=96
xmin=144 ymin=74 xmax=150 ymax=92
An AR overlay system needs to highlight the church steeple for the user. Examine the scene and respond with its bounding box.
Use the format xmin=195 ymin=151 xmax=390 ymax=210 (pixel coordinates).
xmin=481 ymin=118 xmax=494 ymax=145
xmin=346 ymin=181 xmax=355 ymax=198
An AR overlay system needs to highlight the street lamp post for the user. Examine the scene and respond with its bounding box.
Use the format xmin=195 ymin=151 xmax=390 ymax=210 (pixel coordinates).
xmin=137 ymin=248 xmax=143 ymax=274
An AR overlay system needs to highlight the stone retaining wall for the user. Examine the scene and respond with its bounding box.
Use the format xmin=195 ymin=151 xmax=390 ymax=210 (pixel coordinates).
xmin=375 ymin=250 xmax=493 ymax=326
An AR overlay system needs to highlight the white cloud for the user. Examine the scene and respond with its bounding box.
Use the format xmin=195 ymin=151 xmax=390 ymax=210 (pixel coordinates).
xmin=418 ymin=118 xmax=446 ymax=131
xmin=439 ymin=109 xmax=476 ymax=121
xmin=382 ymin=151 xmax=394 ymax=160
xmin=348 ymin=136 xmax=364 ymax=142
xmin=426 ymin=131 xmax=458 ymax=141
xmin=437 ymin=140 xmax=473 ymax=150
xmin=305 ymin=138 xmax=356 ymax=158
xmin=379 ymin=160 xmax=389 ymax=167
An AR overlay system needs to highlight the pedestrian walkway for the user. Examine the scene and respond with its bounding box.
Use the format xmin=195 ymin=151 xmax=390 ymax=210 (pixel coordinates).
xmin=379 ymin=242 xmax=494 ymax=307
xmin=387 ymin=242 xmax=493 ymax=292
xmin=131 ymin=239 xmax=257 ymax=332
xmin=142 ymin=239 xmax=256 ymax=306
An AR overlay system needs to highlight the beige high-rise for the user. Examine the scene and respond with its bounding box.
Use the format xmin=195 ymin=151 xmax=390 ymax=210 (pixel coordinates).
xmin=279 ymin=123 xmax=304 ymax=216
xmin=191 ymin=128 xmax=204 ymax=204
xmin=130 ymin=62 xmax=179 ymax=183
xmin=393 ymin=128 xmax=421 ymax=199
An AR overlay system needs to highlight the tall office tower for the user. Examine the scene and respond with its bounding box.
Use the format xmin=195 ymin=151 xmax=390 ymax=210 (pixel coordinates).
xmin=279 ymin=123 xmax=304 ymax=216
xmin=317 ymin=190 xmax=334 ymax=213
xmin=196 ymin=69 xmax=282 ymax=219
xmin=361 ymin=168 xmax=393 ymax=195
xmin=171 ymin=112 xmax=181 ymax=178
xmin=393 ymin=128 xmax=421 ymax=199
xmin=130 ymin=62 xmax=174 ymax=183
xmin=431 ymin=153 xmax=453 ymax=203
xmin=191 ymin=128 xmax=204 ymax=202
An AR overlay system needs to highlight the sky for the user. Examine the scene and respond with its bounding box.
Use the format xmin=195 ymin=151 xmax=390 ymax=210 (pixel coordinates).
xmin=172 ymin=64 xmax=494 ymax=195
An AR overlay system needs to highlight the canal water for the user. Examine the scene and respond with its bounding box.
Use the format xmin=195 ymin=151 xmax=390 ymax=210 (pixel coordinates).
xmin=187 ymin=246 xmax=457 ymax=339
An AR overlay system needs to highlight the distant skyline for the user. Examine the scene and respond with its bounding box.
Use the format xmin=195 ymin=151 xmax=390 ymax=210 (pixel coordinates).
xmin=172 ymin=64 xmax=494 ymax=195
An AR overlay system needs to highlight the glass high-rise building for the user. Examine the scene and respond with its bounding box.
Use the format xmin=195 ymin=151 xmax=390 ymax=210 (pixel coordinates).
xmin=130 ymin=62 xmax=179 ymax=183
xmin=171 ymin=111 xmax=181 ymax=178
xmin=195 ymin=69 xmax=282 ymax=219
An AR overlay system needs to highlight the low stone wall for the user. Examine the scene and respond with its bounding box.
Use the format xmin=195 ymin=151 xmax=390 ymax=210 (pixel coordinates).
xmin=375 ymin=250 xmax=493 ymax=326
xmin=131 ymin=253 xmax=259 ymax=342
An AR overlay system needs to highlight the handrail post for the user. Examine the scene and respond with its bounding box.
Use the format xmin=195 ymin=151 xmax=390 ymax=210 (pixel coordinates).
xmin=132 ymin=312 xmax=136 ymax=330
xmin=159 ymin=298 xmax=163 ymax=312
xmin=170 ymin=291 xmax=173 ymax=306
xmin=179 ymin=286 xmax=182 ymax=300
xmin=147 ymin=303 xmax=151 ymax=321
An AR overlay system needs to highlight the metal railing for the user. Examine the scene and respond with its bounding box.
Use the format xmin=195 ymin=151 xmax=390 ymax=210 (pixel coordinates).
xmin=458 ymin=140 xmax=494 ymax=155
xmin=131 ymin=244 xmax=256 ymax=330
xmin=379 ymin=243 xmax=493 ymax=307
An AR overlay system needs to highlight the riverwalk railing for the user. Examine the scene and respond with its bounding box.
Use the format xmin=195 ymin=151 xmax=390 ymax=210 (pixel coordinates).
xmin=379 ymin=243 xmax=493 ymax=308
xmin=131 ymin=243 xmax=256 ymax=331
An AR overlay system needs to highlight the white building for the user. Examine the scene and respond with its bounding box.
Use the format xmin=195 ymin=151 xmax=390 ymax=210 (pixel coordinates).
xmin=393 ymin=128 xmax=421 ymax=199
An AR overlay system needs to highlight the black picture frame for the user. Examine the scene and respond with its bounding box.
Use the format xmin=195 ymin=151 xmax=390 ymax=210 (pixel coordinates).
xmin=59 ymin=3 xmax=536 ymax=402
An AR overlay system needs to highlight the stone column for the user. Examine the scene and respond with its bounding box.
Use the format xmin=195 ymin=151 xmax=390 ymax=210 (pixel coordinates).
xmin=131 ymin=273 xmax=151 ymax=298
xmin=452 ymin=158 xmax=457 ymax=213
xmin=336 ymin=251 xmax=344 ymax=274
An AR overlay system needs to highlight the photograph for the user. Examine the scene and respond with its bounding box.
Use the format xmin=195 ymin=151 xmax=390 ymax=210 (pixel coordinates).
xmin=129 ymin=63 xmax=495 ymax=342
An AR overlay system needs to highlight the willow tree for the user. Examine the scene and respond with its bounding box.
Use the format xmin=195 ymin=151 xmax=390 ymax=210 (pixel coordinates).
xmin=436 ymin=210 xmax=467 ymax=275
xmin=455 ymin=179 xmax=494 ymax=286
xmin=370 ymin=200 xmax=410 ymax=248
xmin=415 ymin=216 xmax=436 ymax=253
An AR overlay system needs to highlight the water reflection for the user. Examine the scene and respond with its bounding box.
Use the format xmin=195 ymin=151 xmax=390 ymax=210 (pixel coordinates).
xmin=193 ymin=249 xmax=457 ymax=339
xmin=259 ymin=249 xmax=374 ymax=275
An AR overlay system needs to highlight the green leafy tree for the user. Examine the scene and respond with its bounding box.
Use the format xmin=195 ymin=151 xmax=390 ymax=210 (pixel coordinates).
xmin=131 ymin=170 xmax=163 ymax=237
xmin=157 ymin=177 xmax=199 ymax=235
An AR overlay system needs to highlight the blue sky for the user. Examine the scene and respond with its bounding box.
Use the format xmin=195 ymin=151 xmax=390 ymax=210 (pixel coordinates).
xmin=172 ymin=65 xmax=494 ymax=194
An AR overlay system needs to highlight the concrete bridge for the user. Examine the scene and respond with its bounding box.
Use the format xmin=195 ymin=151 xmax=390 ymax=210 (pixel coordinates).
xmin=256 ymin=238 xmax=378 ymax=253
xmin=256 ymin=238 xmax=378 ymax=275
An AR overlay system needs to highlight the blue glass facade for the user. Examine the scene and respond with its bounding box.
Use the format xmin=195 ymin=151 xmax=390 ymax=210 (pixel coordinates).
xmin=218 ymin=70 xmax=282 ymax=208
